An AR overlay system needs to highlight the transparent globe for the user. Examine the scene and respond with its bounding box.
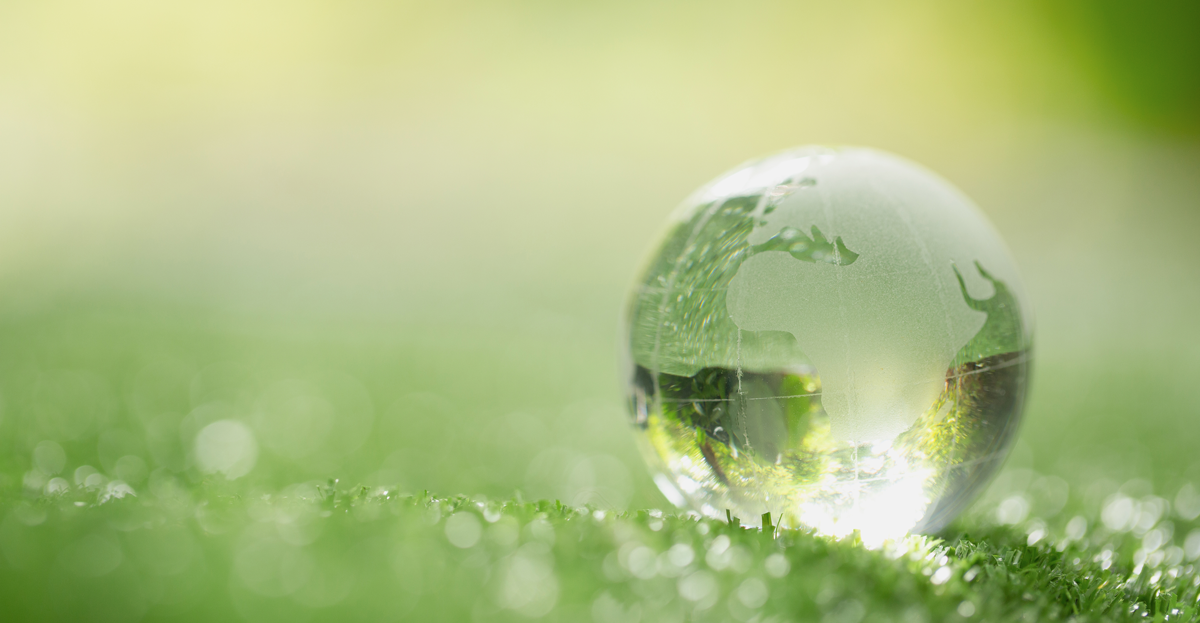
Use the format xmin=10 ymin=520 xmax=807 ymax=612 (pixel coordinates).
xmin=623 ymin=147 xmax=1031 ymax=544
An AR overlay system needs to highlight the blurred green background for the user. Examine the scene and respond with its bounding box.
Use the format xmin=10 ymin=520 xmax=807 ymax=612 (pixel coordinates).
xmin=1 ymin=0 xmax=1198 ymax=513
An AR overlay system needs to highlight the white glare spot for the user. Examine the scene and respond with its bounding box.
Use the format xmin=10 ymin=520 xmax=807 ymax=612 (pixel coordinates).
xmin=1165 ymin=546 xmax=1185 ymax=568
xmin=195 ymin=420 xmax=258 ymax=479
xmin=73 ymin=465 xmax=97 ymax=486
xmin=1133 ymin=497 xmax=1166 ymax=534
xmin=1143 ymin=528 xmax=1166 ymax=553
xmin=1101 ymin=496 xmax=1135 ymax=532
xmin=45 ymin=477 xmax=70 ymax=495
xmin=445 ymin=512 xmax=482 ymax=548
xmin=736 ymin=577 xmax=769 ymax=608
xmin=930 ymin=566 xmax=952 ymax=585
xmin=957 ymin=601 xmax=976 ymax=617
xmin=996 ymin=495 xmax=1029 ymax=525
xmin=667 ymin=543 xmax=695 ymax=568
xmin=495 ymin=542 xmax=558 ymax=617
xmin=765 ymin=553 xmax=790 ymax=577
xmin=653 ymin=474 xmax=686 ymax=508
xmin=625 ymin=546 xmax=657 ymax=579
xmin=1184 ymin=529 xmax=1200 ymax=561
xmin=795 ymin=468 xmax=934 ymax=547
xmin=99 ymin=480 xmax=136 ymax=503
xmin=1065 ymin=516 xmax=1088 ymax=541
xmin=1176 ymin=484 xmax=1200 ymax=521
xmin=489 ymin=518 xmax=519 ymax=547
xmin=525 ymin=518 xmax=555 ymax=544
xmin=678 ymin=570 xmax=718 ymax=605
xmin=703 ymin=167 xmax=754 ymax=200
xmin=706 ymin=535 xmax=732 ymax=570
xmin=22 ymin=470 xmax=47 ymax=492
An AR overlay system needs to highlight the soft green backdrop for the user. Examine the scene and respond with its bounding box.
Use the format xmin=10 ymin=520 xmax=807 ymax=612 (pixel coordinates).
xmin=1 ymin=0 xmax=1198 ymax=517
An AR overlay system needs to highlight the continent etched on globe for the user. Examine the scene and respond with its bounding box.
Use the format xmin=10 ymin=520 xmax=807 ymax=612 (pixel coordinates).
xmin=623 ymin=147 xmax=1031 ymax=542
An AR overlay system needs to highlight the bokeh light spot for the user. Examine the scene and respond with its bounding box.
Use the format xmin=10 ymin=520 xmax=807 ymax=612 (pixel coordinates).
xmin=195 ymin=420 xmax=258 ymax=479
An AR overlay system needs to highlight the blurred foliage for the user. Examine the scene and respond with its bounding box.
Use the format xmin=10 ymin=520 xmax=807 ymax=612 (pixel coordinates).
xmin=3 ymin=482 xmax=1200 ymax=622
xmin=1040 ymin=0 xmax=1200 ymax=136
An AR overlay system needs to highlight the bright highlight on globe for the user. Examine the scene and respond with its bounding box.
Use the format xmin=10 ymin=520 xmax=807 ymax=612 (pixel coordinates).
xmin=624 ymin=147 xmax=1031 ymax=545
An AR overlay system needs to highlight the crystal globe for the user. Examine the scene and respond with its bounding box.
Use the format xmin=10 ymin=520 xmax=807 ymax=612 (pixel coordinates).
xmin=623 ymin=147 xmax=1031 ymax=543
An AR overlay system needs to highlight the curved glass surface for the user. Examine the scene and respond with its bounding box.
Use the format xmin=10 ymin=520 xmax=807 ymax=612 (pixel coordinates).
xmin=623 ymin=147 xmax=1031 ymax=544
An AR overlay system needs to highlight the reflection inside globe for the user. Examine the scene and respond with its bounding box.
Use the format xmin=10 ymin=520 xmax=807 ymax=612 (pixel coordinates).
xmin=624 ymin=147 xmax=1030 ymax=544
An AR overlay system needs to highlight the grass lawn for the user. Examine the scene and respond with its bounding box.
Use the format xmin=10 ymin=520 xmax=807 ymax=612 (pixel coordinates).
xmin=1 ymin=299 xmax=1199 ymax=622
xmin=2 ymin=483 xmax=1198 ymax=622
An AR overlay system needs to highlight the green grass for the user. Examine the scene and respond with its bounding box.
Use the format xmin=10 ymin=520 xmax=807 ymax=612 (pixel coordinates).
xmin=2 ymin=482 xmax=1199 ymax=622
xmin=2 ymin=298 xmax=1200 ymax=622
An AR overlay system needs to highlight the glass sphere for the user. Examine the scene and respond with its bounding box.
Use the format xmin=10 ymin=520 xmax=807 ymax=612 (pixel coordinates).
xmin=623 ymin=147 xmax=1031 ymax=543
